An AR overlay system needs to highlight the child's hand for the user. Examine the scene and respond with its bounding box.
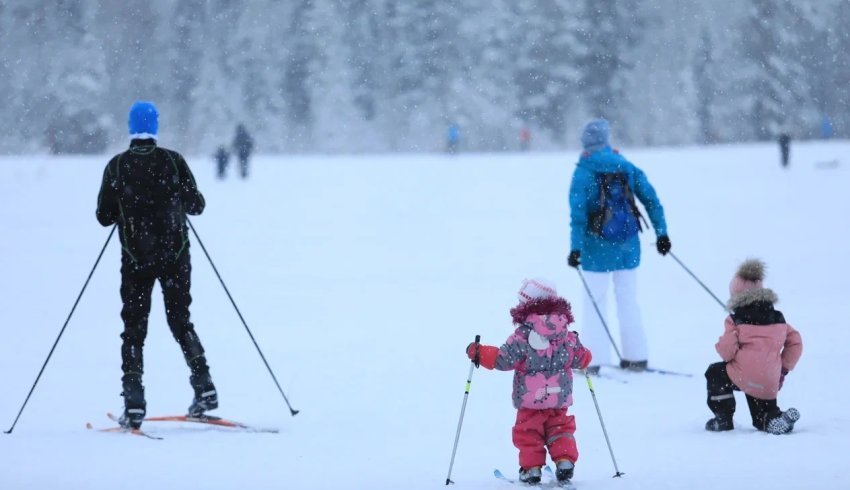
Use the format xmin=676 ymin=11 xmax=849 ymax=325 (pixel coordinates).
xmin=575 ymin=349 xmax=592 ymax=369
xmin=779 ymin=368 xmax=789 ymax=390
xmin=466 ymin=343 xmax=479 ymax=362
xmin=466 ymin=344 xmax=499 ymax=370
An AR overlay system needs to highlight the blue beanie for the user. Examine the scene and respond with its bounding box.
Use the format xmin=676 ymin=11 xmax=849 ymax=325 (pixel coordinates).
xmin=581 ymin=119 xmax=610 ymax=152
xmin=128 ymin=101 xmax=159 ymax=140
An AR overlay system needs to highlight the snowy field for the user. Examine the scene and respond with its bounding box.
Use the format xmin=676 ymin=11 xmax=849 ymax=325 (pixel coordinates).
xmin=0 ymin=142 xmax=848 ymax=490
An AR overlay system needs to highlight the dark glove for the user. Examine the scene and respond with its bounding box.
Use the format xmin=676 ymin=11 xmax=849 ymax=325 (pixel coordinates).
xmin=779 ymin=368 xmax=789 ymax=390
xmin=656 ymin=235 xmax=671 ymax=256
xmin=567 ymin=250 xmax=581 ymax=268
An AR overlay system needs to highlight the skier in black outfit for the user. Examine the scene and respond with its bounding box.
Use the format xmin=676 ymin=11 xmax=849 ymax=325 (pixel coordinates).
xmin=233 ymin=123 xmax=254 ymax=179
xmin=215 ymin=145 xmax=230 ymax=180
xmin=96 ymin=101 xmax=218 ymax=430
xmin=778 ymin=133 xmax=791 ymax=168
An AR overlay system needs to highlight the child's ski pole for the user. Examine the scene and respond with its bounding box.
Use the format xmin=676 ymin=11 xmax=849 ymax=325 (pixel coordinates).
xmin=583 ymin=369 xmax=625 ymax=478
xmin=445 ymin=335 xmax=480 ymax=485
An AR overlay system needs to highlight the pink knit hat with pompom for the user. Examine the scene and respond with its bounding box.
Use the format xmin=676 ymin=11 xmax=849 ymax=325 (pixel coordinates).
xmin=729 ymin=259 xmax=766 ymax=297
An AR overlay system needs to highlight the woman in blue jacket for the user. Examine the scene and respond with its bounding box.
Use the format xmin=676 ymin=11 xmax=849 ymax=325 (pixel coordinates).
xmin=567 ymin=119 xmax=671 ymax=373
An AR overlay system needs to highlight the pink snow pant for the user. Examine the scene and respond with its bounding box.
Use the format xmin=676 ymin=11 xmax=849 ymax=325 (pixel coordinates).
xmin=513 ymin=408 xmax=578 ymax=469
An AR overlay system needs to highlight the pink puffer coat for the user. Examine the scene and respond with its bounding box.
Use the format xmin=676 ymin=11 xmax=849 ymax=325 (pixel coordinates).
xmin=715 ymin=288 xmax=802 ymax=400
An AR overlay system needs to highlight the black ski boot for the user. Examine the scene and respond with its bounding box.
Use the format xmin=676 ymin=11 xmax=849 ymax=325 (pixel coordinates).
xmin=518 ymin=466 xmax=542 ymax=485
xmin=187 ymin=356 xmax=218 ymax=417
xmin=119 ymin=374 xmax=146 ymax=429
xmin=188 ymin=376 xmax=218 ymax=417
xmin=705 ymin=415 xmax=734 ymax=431
xmin=620 ymin=360 xmax=648 ymax=372
xmin=555 ymin=460 xmax=575 ymax=484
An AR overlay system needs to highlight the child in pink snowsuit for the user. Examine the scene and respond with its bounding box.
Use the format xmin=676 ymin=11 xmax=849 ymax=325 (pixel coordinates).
xmin=704 ymin=259 xmax=803 ymax=434
xmin=467 ymin=278 xmax=592 ymax=485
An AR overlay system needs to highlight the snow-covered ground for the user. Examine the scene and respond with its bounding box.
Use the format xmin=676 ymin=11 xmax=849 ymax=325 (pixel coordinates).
xmin=0 ymin=142 xmax=847 ymax=490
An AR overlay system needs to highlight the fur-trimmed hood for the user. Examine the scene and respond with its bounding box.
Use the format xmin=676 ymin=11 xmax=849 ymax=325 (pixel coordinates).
xmin=510 ymin=296 xmax=574 ymax=325
xmin=727 ymin=287 xmax=778 ymax=311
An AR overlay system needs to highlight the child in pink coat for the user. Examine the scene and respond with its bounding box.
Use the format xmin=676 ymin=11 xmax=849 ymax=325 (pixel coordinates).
xmin=704 ymin=259 xmax=803 ymax=434
xmin=466 ymin=278 xmax=592 ymax=485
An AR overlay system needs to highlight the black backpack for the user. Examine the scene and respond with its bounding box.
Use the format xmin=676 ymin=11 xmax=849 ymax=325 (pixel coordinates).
xmin=114 ymin=150 xmax=187 ymax=265
xmin=587 ymin=172 xmax=646 ymax=242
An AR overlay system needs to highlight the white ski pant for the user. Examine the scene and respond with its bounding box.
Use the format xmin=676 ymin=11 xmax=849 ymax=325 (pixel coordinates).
xmin=579 ymin=268 xmax=648 ymax=366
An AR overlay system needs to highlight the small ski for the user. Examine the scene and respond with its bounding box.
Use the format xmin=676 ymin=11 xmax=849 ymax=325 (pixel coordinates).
xmin=85 ymin=421 xmax=163 ymax=440
xmin=494 ymin=468 xmax=516 ymax=484
xmin=140 ymin=413 xmax=279 ymax=434
xmin=494 ymin=466 xmax=574 ymax=487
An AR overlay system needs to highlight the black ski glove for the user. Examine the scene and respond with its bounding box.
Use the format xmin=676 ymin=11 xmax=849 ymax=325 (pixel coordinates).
xmin=567 ymin=250 xmax=581 ymax=268
xmin=656 ymin=235 xmax=671 ymax=256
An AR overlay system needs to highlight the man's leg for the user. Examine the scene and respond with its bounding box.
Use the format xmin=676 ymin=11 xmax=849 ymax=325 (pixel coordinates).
xmin=119 ymin=261 xmax=156 ymax=427
xmin=160 ymin=254 xmax=217 ymax=415
xmin=580 ymin=271 xmax=611 ymax=368
xmin=613 ymin=269 xmax=648 ymax=367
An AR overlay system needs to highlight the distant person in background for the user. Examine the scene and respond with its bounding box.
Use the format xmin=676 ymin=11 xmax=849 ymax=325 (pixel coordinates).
xmin=447 ymin=123 xmax=460 ymax=154
xmin=778 ymin=133 xmax=791 ymax=168
xmin=519 ymin=127 xmax=532 ymax=151
xmin=820 ymin=115 xmax=834 ymax=140
xmin=215 ymin=145 xmax=230 ymax=180
xmin=96 ymin=101 xmax=219 ymax=430
xmin=233 ymin=123 xmax=254 ymax=179
xmin=704 ymin=259 xmax=802 ymax=434
xmin=567 ymin=119 xmax=670 ymax=374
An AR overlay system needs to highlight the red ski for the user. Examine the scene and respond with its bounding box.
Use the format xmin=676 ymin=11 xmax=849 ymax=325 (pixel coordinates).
xmin=110 ymin=412 xmax=278 ymax=434
xmin=85 ymin=421 xmax=163 ymax=440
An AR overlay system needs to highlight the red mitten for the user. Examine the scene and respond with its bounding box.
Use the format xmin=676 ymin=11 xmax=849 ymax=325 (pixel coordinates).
xmin=575 ymin=348 xmax=592 ymax=369
xmin=466 ymin=343 xmax=499 ymax=369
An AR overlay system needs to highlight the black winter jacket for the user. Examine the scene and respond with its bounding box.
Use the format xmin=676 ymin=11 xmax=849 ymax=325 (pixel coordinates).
xmin=96 ymin=139 xmax=204 ymax=266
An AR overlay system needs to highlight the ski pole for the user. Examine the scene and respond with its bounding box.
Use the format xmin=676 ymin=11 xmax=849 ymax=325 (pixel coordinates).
xmin=667 ymin=252 xmax=728 ymax=312
xmin=187 ymin=219 xmax=299 ymax=416
xmin=582 ymin=369 xmax=625 ymax=478
xmin=575 ymin=268 xmax=623 ymax=362
xmin=4 ymin=225 xmax=116 ymax=434
xmin=445 ymin=334 xmax=480 ymax=485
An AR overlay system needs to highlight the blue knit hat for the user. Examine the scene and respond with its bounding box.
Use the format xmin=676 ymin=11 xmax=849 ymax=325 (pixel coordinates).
xmin=581 ymin=119 xmax=610 ymax=152
xmin=128 ymin=101 xmax=159 ymax=140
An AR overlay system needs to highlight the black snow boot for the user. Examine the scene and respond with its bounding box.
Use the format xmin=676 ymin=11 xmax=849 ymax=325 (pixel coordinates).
xmin=555 ymin=460 xmax=575 ymax=483
xmin=705 ymin=415 xmax=734 ymax=432
xmin=519 ymin=467 xmax=542 ymax=485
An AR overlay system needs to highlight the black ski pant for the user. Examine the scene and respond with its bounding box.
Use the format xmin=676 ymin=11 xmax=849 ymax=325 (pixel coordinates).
xmin=705 ymin=362 xmax=781 ymax=431
xmin=119 ymin=252 xmax=213 ymax=409
xmin=238 ymin=152 xmax=250 ymax=178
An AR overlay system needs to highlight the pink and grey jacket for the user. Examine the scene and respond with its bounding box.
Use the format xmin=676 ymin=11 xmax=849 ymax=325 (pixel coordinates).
xmin=472 ymin=297 xmax=592 ymax=410
xmin=716 ymin=288 xmax=803 ymax=400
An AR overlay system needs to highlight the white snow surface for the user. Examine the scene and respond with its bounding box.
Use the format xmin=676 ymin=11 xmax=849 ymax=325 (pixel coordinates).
xmin=0 ymin=143 xmax=848 ymax=490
